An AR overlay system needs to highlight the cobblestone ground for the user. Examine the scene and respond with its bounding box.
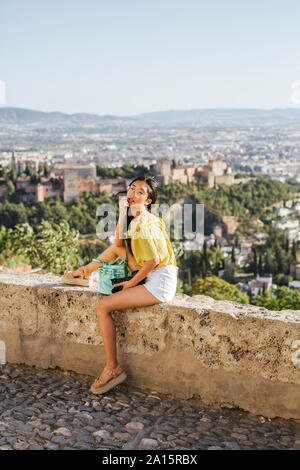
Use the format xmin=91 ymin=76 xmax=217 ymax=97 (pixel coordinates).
xmin=0 ymin=364 xmax=300 ymax=451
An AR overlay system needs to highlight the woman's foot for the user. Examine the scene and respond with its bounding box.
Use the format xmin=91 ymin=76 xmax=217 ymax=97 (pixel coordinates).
xmin=61 ymin=267 xmax=92 ymax=287
xmin=63 ymin=271 xmax=91 ymax=280
xmin=90 ymin=364 xmax=127 ymax=394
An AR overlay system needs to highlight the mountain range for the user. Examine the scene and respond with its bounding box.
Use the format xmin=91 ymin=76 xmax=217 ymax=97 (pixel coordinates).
xmin=0 ymin=106 xmax=300 ymax=126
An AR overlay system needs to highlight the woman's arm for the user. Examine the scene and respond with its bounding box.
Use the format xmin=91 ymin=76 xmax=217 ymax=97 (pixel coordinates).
xmin=127 ymin=258 xmax=159 ymax=287
xmin=114 ymin=216 xmax=126 ymax=247
xmin=114 ymin=197 xmax=128 ymax=246
xmin=113 ymin=258 xmax=159 ymax=290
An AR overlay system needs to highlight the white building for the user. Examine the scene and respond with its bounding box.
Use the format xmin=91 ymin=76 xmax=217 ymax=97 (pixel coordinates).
xmin=275 ymin=207 xmax=291 ymax=217
xmin=288 ymin=280 xmax=300 ymax=291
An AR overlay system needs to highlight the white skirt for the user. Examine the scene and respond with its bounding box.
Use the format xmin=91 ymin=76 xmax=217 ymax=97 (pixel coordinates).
xmin=143 ymin=265 xmax=179 ymax=303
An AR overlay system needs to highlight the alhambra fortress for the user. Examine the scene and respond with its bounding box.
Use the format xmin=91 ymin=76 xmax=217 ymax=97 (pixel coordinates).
xmin=0 ymin=155 xmax=252 ymax=204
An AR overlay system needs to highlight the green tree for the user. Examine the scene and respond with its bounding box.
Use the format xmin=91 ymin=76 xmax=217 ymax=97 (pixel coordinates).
xmin=234 ymin=234 xmax=239 ymax=248
xmin=252 ymin=247 xmax=258 ymax=277
xmin=208 ymin=246 xmax=224 ymax=275
xmin=10 ymin=167 xmax=17 ymax=183
xmin=223 ymin=261 xmax=235 ymax=283
xmin=202 ymin=240 xmax=209 ymax=278
xmin=274 ymin=273 xmax=292 ymax=286
xmin=285 ymin=238 xmax=289 ymax=254
xmin=25 ymin=165 xmax=35 ymax=178
xmin=0 ymin=225 xmax=13 ymax=264
xmin=121 ymin=163 xmax=135 ymax=176
xmin=258 ymin=252 xmax=263 ymax=275
xmin=231 ymin=246 xmax=236 ymax=264
xmin=38 ymin=163 xmax=44 ymax=174
xmin=292 ymin=240 xmax=297 ymax=261
xmin=276 ymin=286 xmax=300 ymax=310
xmin=10 ymin=220 xmax=80 ymax=274
xmin=6 ymin=179 xmax=15 ymax=197
xmin=251 ymin=291 xmax=279 ymax=310
xmin=191 ymin=276 xmax=249 ymax=304
xmin=44 ymin=164 xmax=51 ymax=176
xmin=264 ymin=251 xmax=274 ymax=275
xmin=253 ymin=286 xmax=300 ymax=310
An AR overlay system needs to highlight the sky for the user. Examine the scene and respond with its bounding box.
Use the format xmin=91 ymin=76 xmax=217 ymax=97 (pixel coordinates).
xmin=0 ymin=0 xmax=300 ymax=116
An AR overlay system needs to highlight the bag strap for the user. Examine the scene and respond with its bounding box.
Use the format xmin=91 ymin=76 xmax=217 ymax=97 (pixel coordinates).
xmin=124 ymin=238 xmax=128 ymax=276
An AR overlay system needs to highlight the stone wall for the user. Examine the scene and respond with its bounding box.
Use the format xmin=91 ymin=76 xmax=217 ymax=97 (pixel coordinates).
xmin=1 ymin=272 xmax=300 ymax=419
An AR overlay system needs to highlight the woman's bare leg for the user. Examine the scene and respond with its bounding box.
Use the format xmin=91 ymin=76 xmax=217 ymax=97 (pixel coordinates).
xmin=95 ymin=285 xmax=162 ymax=385
xmin=85 ymin=243 xmax=143 ymax=273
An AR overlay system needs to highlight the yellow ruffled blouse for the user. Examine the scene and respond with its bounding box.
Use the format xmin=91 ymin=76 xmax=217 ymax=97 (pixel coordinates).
xmin=124 ymin=212 xmax=176 ymax=270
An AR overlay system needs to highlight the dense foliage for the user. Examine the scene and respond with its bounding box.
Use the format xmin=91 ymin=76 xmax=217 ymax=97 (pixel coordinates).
xmin=252 ymin=286 xmax=300 ymax=311
xmin=191 ymin=276 xmax=249 ymax=304
xmin=246 ymin=227 xmax=299 ymax=277
xmin=189 ymin=176 xmax=296 ymax=220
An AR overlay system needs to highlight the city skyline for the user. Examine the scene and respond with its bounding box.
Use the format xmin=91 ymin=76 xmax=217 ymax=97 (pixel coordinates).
xmin=1 ymin=0 xmax=300 ymax=115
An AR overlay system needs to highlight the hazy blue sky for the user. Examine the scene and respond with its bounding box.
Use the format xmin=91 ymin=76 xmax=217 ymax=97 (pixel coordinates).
xmin=1 ymin=0 xmax=300 ymax=115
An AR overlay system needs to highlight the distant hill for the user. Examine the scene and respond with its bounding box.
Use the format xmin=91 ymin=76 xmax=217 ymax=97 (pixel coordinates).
xmin=0 ymin=106 xmax=300 ymax=126
xmin=133 ymin=108 xmax=300 ymax=124
xmin=0 ymin=107 xmax=120 ymax=125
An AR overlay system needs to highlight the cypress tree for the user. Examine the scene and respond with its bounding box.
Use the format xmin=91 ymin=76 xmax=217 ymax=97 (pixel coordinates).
xmin=231 ymin=246 xmax=236 ymax=264
xmin=292 ymin=240 xmax=297 ymax=261
xmin=258 ymin=253 xmax=263 ymax=276
xmin=234 ymin=234 xmax=239 ymax=248
xmin=285 ymin=238 xmax=289 ymax=254
xmin=253 ymin=247 xmax=258 ymax=277
xmin=202 ymin=240 xmax=209 ymax=278
xmin=201 ymin=255 xmax=206 ymax=279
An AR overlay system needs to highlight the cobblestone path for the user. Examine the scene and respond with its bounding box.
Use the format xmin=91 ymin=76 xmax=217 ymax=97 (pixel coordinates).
xmin=0 ymin=364 xmax=299 ymax=450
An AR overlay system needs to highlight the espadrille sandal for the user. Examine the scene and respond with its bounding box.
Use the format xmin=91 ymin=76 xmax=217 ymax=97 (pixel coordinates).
xmin=90 ymin=365 xmax=127 ymax=394
xmin=61 ymin=268 xmax=93 ymax=287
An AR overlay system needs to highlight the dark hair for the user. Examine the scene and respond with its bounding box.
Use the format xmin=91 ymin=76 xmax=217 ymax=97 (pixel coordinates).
xmin=114 ymin=175 xmax=159 ymax=248
xmin=128 ymin=175 xmax=158 ymax=212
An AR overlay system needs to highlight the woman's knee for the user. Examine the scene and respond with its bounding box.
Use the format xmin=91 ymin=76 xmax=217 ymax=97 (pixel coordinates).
xmin=96 ymin=299 xmax=110 ymax=317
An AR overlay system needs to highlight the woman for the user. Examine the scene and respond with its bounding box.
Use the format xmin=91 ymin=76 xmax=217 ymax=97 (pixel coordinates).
xmin=63 ymin=176 xmax=178 ymax=394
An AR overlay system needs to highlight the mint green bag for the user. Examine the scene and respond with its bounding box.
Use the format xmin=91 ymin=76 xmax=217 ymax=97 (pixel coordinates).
xmin=92 ymin=238 xmax=130 ymax=295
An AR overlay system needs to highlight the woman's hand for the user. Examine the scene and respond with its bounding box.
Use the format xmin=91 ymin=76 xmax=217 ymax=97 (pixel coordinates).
xmin=66 ymin=266 xmax=89 ymax=278
xmin=119 ymin=196 xmax=129 ymax=215
xmin=113 ymin=280 xmax=134 ymax=290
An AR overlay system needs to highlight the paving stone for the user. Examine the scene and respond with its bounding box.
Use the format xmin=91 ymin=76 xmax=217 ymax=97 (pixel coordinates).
xmin=223 ymin=441 xmax=241 ymax=450
xmin=37 ymin=430 xmax=53 ymax=440
xmin=230 ymin=432 xmax=248 ymax=440
xmin=53 ymin=427 xmax=72 ymax=437
xmin=45 ymin=442 xmax=59 ymax=450
xmin=125 ymin=421 xmax=144 ymax=431
xmin=92 ymin=430 xmax=111 ymax=439
xmin=1 ymin=363 xmax=300 ymax=451
xmin=29 ymin=444 xmax=44 ymax=450
xmin=51 ymin=436 xmax=70 ymax=446
xmin=113 ymin=432 xmax=132 ymax=442
xmin=12 ymin=441 xmax=30 ymax=450
xmin=139 ymin=438 xmax=159 ymax=449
